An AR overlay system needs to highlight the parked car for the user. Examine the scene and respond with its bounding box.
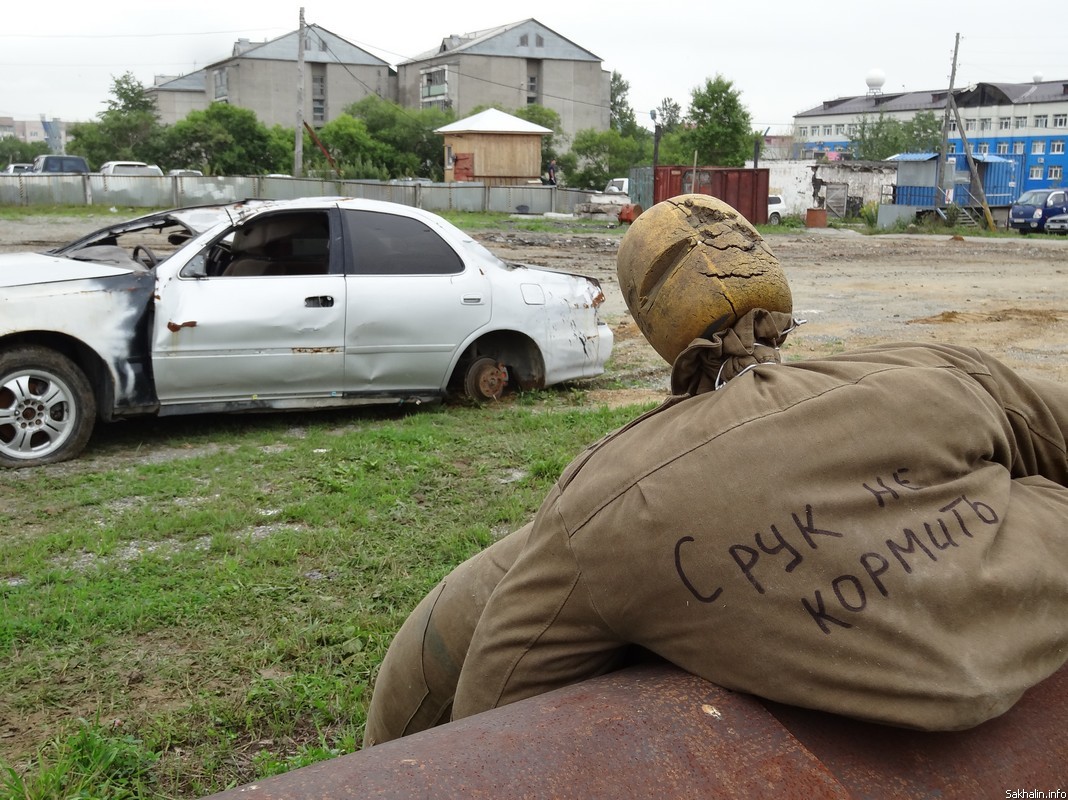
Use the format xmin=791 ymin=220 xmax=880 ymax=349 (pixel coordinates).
xmin=0 ymin=198 xmax=614 ymax=467
xmin=767 ymin=195 xmax=785 ymax=225
xmin=604 ymin=178 xmax=629 ymax=195
xmin=1047 ymin=212 xmax=1068 ymax=235
xmin=1 ymin=163 xmax=32 ymax=174
xmin=1009 ymin=188 xmax=1068 ymax=233
xmin=167 ymin=168 xmax=203 ymax=177
xmin=28 ymin=154 xmax=90 ymax=174
xmin=99 ymin=161 xmax=164 ymax=176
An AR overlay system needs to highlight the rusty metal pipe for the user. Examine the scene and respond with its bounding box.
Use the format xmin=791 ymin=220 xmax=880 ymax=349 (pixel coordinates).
xmin=204 ymin=662 xmax=1068 ymax=799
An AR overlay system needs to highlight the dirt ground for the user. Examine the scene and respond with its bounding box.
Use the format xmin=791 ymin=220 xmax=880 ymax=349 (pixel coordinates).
xmin=479 ymin=226 xmax=1068 ymax=405
xmin=4 ymin=215 xmax=1068 ymax=408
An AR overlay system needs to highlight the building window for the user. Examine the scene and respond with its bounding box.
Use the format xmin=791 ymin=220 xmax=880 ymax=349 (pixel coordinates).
xmin=1015 ymin=116 xmax=1026 ymax=128
xmin=979 ymin=118 xmax=991 ymax=131
xmin=528 ymin=75 xmax=538 ymax=94
xmin=519 ymin=34 xmax=528 ymax=46
xmin=536 ymin=34 xmax=544 ymax=47
xmin=822 ymin=125 xmax=832 ymax=136
xmin=1050 ymin=165 xmax=1064 ymax=181
xmin=420 ymin=66 xmax=448 ymax=100
xmin=212 ymin=68 xmax=228 ymax=100
xmin=798 ymin=126 xmax=808 ymax=138
xmin=977 ymin=142 xmax=989 ymax=154
xmin=948 ymin=119 xmax=957 ymax=131
xmin=848 ymin=123 xmax=858 ymax=135
xmin=1054 ymin=114 xmax=1068 ymax=128
xmin=964 ymin=118 xmax=976 ymax=131
xmin=1014 ymin=141 xmax=1025 ymax=154
xmin=1052 ymin=140 xmax=1065 ymax=154
xmin=1030 ymin=166 xmax=1043 ymax=180
xmin=948 ymin=143 xmax=957 ymax=153
xmin=996 ymin=142 xmax=1009 ymax=154
xmin=999 ymin=117 xmax=1012 ymax=130
xmin=1034 ymin=115 xmax=1048 ymax=128
xmin=832 ymin=124 xmax=842 ymax=135
xmin=1033 ymin=140 xmax=1046 ymax=155
xmin=312 ymin=68 xmax=326 ymax=124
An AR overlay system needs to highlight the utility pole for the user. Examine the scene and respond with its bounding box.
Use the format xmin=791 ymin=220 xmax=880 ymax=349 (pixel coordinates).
xmin=934 ymin=32 xmax=960 ymax=207
xmin=293 ymin=7 xmax=305 ymax=177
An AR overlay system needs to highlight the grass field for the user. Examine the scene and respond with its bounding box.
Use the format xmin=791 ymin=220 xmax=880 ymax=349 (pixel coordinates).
xmin=0 ymin=389 xmax=652 ymax=798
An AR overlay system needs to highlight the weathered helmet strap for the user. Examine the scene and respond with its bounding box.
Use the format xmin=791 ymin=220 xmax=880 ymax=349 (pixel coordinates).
xmin=669 ymin=309 xmax=803 ymax=396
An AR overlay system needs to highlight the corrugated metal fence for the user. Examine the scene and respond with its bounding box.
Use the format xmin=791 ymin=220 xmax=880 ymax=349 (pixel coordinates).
xmin=0 ymin=174 xmax=592 ymax=215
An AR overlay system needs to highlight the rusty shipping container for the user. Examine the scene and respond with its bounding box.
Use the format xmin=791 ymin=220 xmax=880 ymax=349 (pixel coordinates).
xmin=652 ymin=165 xmax=770 ymax=224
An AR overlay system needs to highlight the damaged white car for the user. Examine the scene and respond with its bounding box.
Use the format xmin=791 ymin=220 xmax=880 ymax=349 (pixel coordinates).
xmin=0 ymin=198 xmax=614 ymax=467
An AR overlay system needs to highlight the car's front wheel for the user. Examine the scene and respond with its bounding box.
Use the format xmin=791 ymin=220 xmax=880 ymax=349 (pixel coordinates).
xmin=768 ymin=212 xmax=781 ymax=225
xmin=0 ymin=347 xmax=96 ymax=468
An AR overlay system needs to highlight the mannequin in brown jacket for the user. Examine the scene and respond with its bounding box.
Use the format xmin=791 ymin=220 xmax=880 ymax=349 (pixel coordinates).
xmin=365 ymin=195 xmax=1068 ymax=745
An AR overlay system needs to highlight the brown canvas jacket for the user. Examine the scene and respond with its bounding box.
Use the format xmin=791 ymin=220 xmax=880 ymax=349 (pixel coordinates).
xmin=368 ymin=323 xmax=1068 ymax=743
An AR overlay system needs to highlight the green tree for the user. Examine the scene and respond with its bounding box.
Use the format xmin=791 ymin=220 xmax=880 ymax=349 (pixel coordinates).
xmin=681 ymin=75 xmax=753 ymax=166
xmin=654 ymin=98 xmax=683 ymax=133
xmin=852 ymin=113 xmax=906 ymax=160
xmin=307 ymin=114 xmax=391 ymax=179
xmin=0 ymin=138 xmax=49 ymax=165
xmin=610 ymin=71 xmax=639 ymax=137
xmin=903 ymin=111 xmax=942 ymax=154
xmin=345 ymin=96 xmax=452 ymax=179
xmin=568 ymin=127 xmax=644 ymax=189
xmin=162 ymin=103 xmax=288 ymax=175
xmin=66 ymin=72 xmax=165 ymax=169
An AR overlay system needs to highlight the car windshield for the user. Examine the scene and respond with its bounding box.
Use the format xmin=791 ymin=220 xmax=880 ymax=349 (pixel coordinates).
xmin=1016 ymin=190 xmax=1051 ymax=206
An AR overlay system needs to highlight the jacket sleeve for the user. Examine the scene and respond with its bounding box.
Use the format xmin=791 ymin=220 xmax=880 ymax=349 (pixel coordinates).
xmin=452 ymin=487 xmax=626 ymax=720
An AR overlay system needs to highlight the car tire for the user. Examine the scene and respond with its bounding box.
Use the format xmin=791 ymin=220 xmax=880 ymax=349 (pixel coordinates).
xmin=463 ymin=357 xmax=508 ymax=402
xmin=768 ymin=213 xmax=781 ymax=225
xmin=0 ymin=346 xmax=96 ymax=468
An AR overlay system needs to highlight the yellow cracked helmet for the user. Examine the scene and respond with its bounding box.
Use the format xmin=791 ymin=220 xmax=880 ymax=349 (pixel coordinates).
xmin=617 ymin=193 xmax=793 ymax=364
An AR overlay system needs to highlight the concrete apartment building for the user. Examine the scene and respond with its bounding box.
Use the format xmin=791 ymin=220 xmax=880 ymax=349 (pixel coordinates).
xmin=397 ymin=19 xmax=610 ymax=143
xmin=149 ymin=24 xmax=396 ymax=128
xmin=145 ymin=18 xmax=607 ymax=143
xmin=793 ymin=72 xmax=1068 ymax=195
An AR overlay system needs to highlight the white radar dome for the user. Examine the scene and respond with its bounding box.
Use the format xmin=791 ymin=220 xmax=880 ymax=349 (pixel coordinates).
xmin=865 ymin=69 xmax=886 ymax=91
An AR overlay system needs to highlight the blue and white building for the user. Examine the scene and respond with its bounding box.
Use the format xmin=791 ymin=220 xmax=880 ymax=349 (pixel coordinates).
xmin=793 ymin=73 xmax=1068 ymax=201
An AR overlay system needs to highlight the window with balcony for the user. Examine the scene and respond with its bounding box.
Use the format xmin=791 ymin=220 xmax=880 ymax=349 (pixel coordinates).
xmin=420 ymin=67 xmax=448 ymax=101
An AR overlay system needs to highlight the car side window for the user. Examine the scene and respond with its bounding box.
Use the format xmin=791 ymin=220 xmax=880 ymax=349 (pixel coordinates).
xmin=343 ymin=209 xmax=463 ymax=275
xmin=214 ymin=211 xmax=333 ymax=277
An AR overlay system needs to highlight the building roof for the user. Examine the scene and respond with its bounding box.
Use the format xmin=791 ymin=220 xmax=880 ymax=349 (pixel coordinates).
xmin=435 ymin=108 xmax=552 ymax=135
xmin=209 ymin=24 xmax=391 ymax=69
xmin=886 ymin=152 xmax=1012 ymax=163
xmin=152 ymin=70 xmax=207 ymax=93
xmin=401 ymin=18 xmax=601 ymax=65
xmin=796 ymin=79 xmax=1068 ymax=119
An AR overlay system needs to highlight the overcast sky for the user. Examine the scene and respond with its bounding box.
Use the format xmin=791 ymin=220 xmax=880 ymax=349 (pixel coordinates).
xmin=2 ymin=0 xmax=1064 ymax=134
